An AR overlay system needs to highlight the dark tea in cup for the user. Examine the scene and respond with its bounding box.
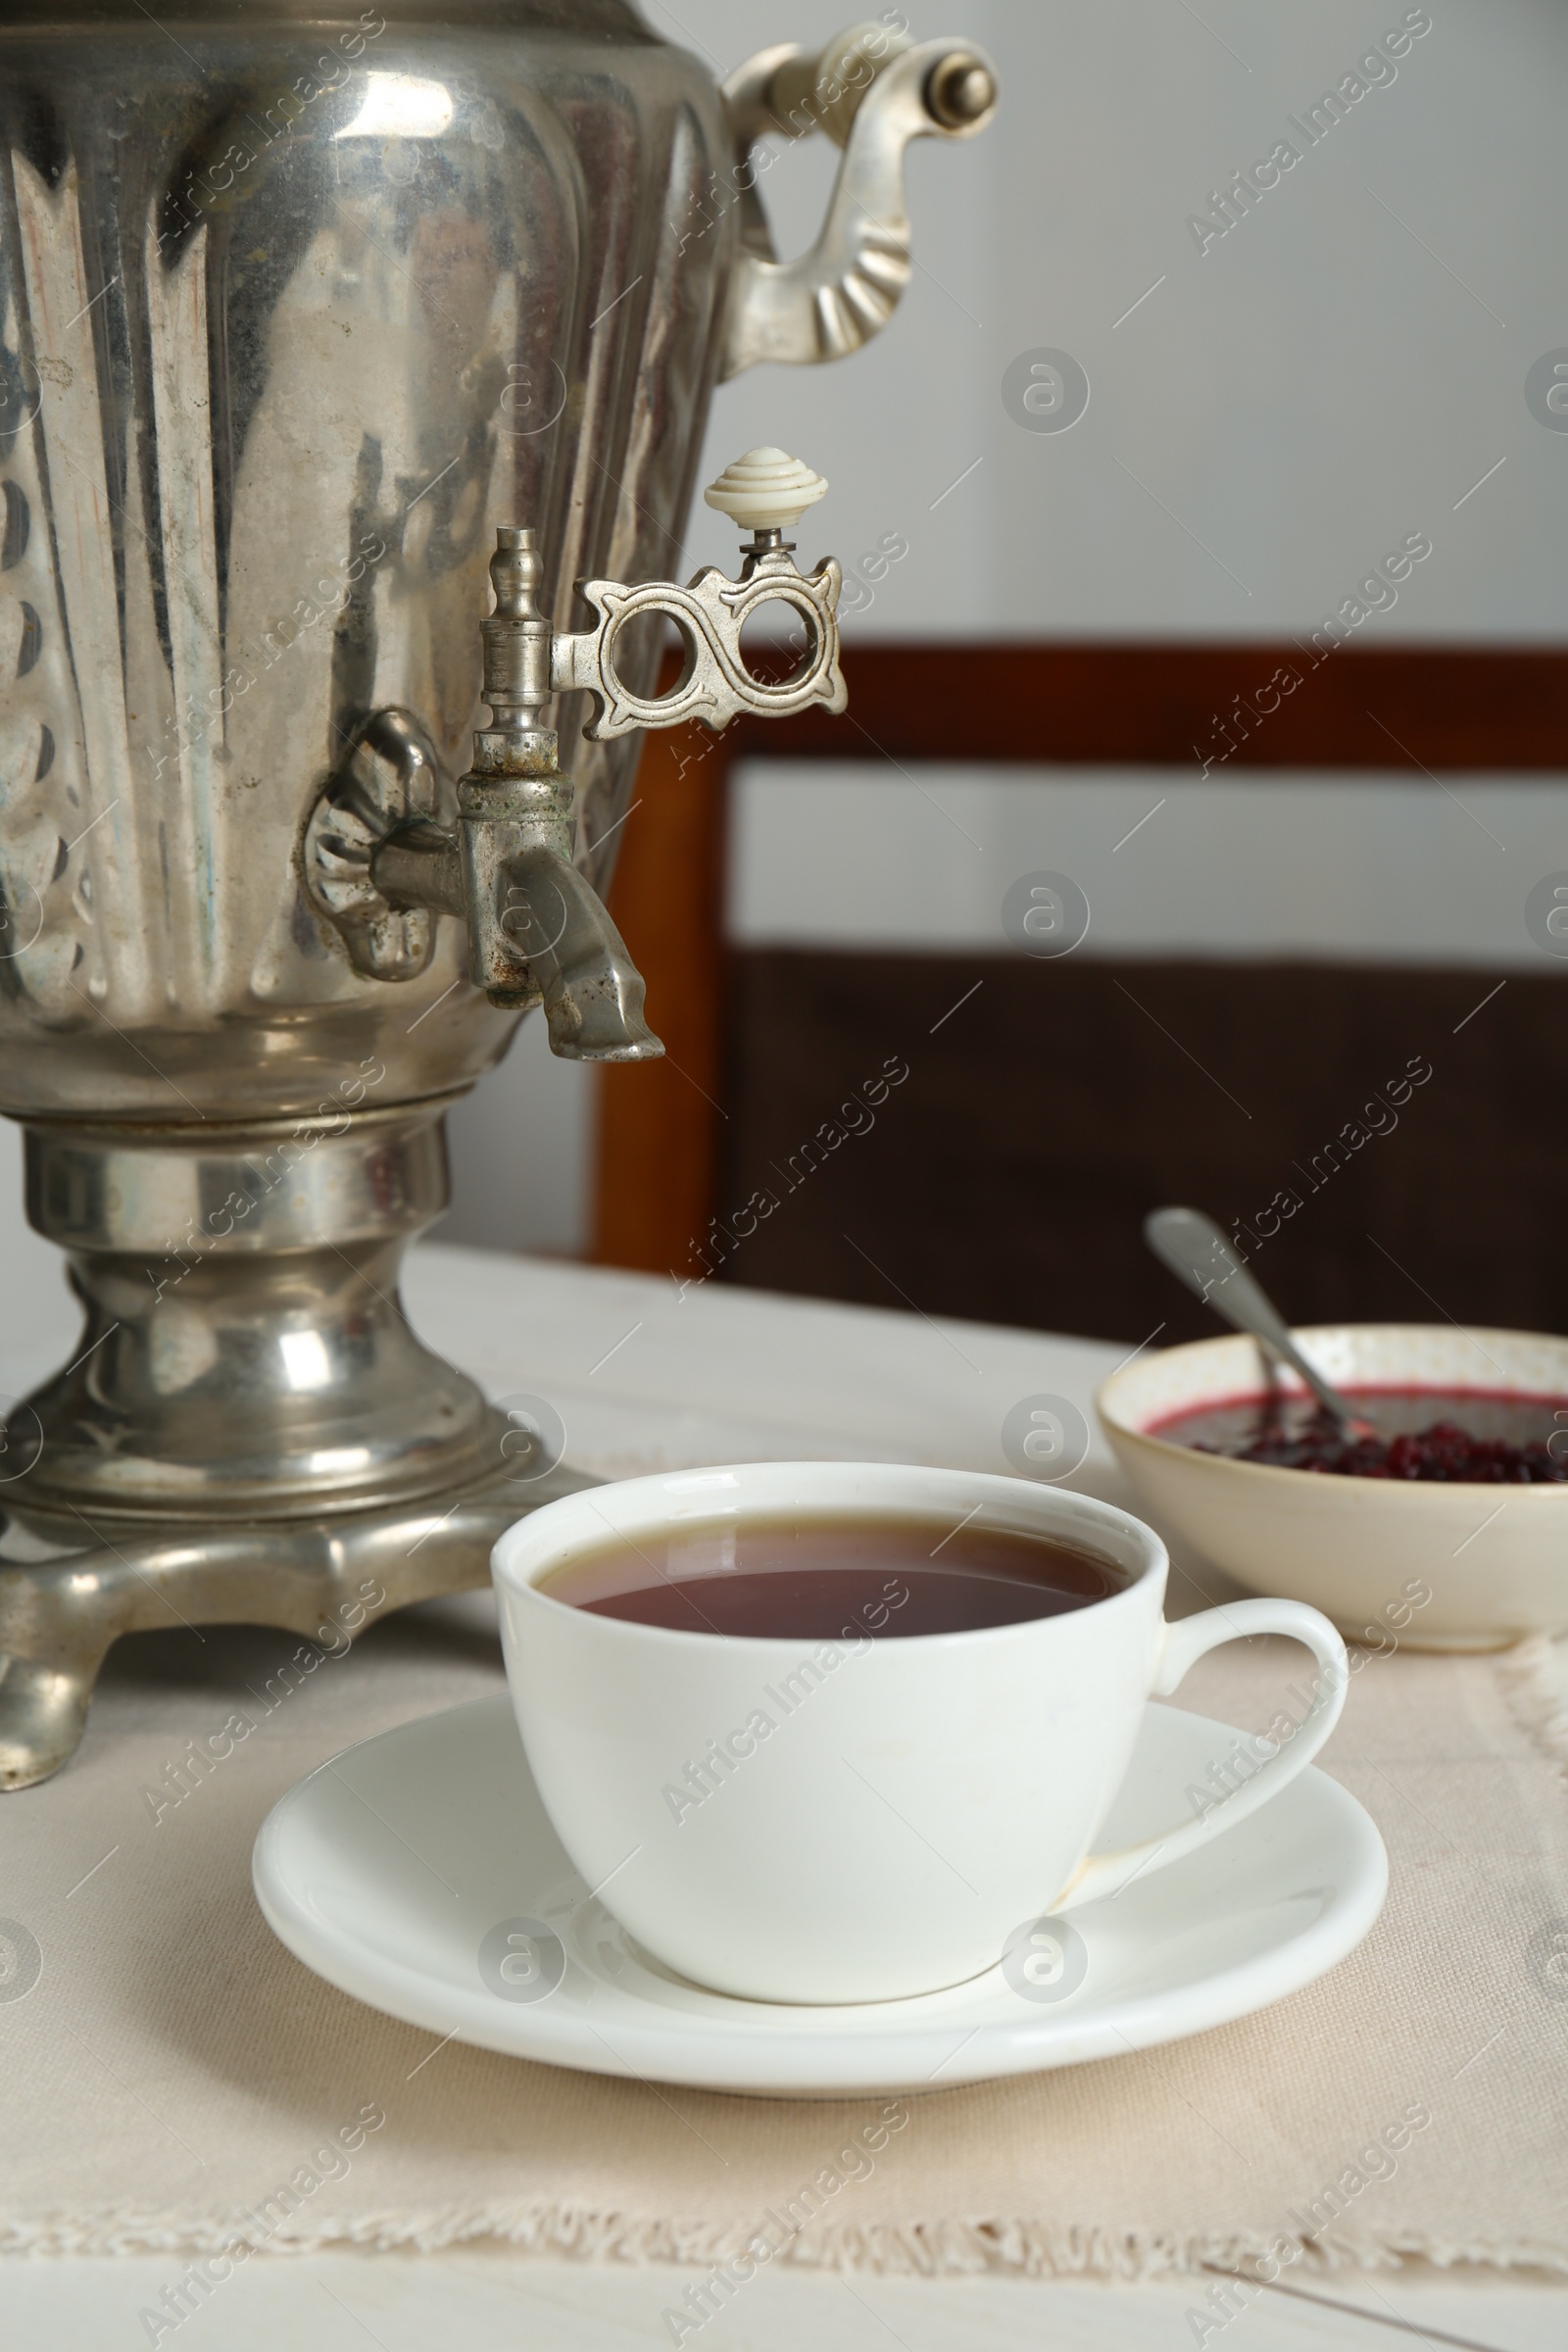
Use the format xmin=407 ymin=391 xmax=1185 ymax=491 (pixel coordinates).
xmin=539 ymin=1509 xmax=1126 ymax=1639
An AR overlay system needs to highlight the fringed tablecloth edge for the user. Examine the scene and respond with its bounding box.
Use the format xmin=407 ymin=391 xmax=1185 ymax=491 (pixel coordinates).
xmin=3 ymin=2209 xmax=1566 ymax=2280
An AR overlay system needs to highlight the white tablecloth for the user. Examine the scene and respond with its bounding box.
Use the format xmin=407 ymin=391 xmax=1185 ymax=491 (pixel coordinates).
xmin=3 ymin=1242 xmax=1564 ymax=2352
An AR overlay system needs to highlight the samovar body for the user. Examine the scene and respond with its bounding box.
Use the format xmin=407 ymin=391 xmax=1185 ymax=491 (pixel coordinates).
xmin=0 ymin=0 xmax=995 ymax=1782
xmin=0 ymin=0 xmax=731 ymax=1117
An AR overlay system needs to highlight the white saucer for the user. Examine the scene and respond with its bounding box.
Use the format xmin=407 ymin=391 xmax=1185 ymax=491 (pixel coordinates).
xmin=253 ymin=1696 xmax=1386 ymax=2097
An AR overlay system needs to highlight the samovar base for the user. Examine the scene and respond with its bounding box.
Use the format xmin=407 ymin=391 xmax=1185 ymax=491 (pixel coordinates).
xmin=0 ymin=1465 xmax=590 ymax=1788
xmin=0 ymin=1100 xmax=584 ymax=1785
xmin=12 ymin=1102 xmax=514 ymax=1522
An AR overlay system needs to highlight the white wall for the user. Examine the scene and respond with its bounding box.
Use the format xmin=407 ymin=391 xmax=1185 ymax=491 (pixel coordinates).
xmin=729 ymin=764 xmax=1568 ymax=967
xmin=666 ymin=0 xmax=1568 ymax=644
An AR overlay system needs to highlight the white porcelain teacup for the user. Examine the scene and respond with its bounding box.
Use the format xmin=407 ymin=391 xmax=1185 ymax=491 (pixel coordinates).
xmin=492 ymin=1461 xmax=1348 ymax=2005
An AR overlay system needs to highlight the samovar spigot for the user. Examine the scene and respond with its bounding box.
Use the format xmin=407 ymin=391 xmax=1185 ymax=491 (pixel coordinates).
xmin=449 ymin=532 xmax=662 ymax=1058
xmin=309 ymin=450 xmax=846 ymax=1059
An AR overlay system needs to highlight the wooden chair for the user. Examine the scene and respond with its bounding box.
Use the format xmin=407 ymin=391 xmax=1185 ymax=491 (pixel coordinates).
xmin=594 ymin=643 xmax=1568 ymax=1342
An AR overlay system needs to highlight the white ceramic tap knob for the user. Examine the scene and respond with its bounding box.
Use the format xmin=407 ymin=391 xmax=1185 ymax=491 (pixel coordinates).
xmin=704 ymin=448 xmax=828 ymax=534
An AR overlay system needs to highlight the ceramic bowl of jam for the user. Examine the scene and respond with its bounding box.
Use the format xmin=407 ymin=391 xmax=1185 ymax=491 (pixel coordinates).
xmin=1096 ymin=1325 xmax=1568 ymax=1650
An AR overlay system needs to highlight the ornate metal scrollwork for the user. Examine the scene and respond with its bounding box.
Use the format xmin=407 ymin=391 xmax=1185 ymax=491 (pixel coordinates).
xmin=552 ymin=445 xmax=847 ymax=740
xmin=552 ymin=547 xmax=846 ymax=741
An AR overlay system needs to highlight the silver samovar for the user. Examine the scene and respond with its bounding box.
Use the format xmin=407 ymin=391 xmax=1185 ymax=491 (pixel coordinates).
xmin=0 ymin=3 xmax=995 ymax=1784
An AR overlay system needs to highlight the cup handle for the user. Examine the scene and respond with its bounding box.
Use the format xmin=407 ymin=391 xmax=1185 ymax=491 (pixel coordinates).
xmin=1054 ymin=1598 xmax=1349 ymax=1912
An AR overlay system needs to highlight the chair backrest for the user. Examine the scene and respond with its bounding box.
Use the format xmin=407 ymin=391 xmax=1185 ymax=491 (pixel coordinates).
xmin=596 ymin=641 xmax=1567 ymax=1335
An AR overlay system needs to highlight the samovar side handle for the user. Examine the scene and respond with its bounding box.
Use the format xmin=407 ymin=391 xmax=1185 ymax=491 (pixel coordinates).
xmin=717 ymin=21 xmax=998 ymax=380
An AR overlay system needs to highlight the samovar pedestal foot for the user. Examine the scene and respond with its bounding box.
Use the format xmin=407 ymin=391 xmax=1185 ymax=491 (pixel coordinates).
xmin=0 ymin=1105 xmax=591 ymax=1787
xmin=0 ymin=1467 xmax=589 ymax=1789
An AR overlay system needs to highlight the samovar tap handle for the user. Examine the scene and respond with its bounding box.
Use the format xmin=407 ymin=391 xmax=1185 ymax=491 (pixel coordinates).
xmin=551 ymin=448 xmax=846 ymax=741
xmin=717 ymin=22 xmax=998 ymax=379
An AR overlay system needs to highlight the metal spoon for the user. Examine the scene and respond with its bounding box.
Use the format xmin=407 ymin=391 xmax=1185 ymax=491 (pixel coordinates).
xmin=1143 ymin=1204 xmax=1375 ymax=1437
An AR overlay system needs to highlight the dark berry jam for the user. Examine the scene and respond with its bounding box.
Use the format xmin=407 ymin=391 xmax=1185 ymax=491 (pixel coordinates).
xmin=1148 ymin=1389 xmax=1568 ymax=1483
